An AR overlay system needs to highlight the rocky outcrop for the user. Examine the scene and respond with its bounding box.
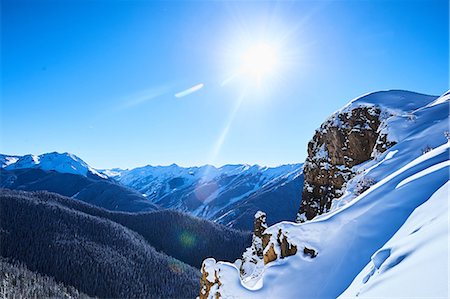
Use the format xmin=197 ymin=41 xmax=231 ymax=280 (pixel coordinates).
xmin=298 ymin=105 xmax=395 ymax=221
xmin=263 ymin=228 xmax=298 ymax=264
xmin=303 ymin=246 xmax=317 ymax=258
xmin=199 ymin=259 xmax=222 ymax=299
xmin=199 ymin=211 xmax=312 ymax=298
xmin=241 ymin=212 xmax=298 ymax=273
xmin=239 ymin=211 xmax=267 ymax=279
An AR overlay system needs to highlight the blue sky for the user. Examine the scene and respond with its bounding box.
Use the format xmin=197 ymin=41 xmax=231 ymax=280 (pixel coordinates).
xmin=1 ymin=0 xmax=448 ymax=169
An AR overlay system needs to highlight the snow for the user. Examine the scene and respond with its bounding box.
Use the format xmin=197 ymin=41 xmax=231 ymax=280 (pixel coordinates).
xmin=0 ymin=154 xmax=20 ymax=168
xmin=396 ymin=160 xmax=450 ymax=189
xmin=254 ymin=211 xmax=266 ymax=219
xmin=315 ymin=144 xmax=328 ymax=160
xmin=202 ymin=90 xmax=449 ymax=298
xmin=3 ymin=152 xmax=107 ymax=179
xmin=340 ymin=182 xmax=449 ymax=298
xmin=98 ymin=168 xmax=124 ymax=178
xmin=427 ymin=89 xmax=450 ymax=107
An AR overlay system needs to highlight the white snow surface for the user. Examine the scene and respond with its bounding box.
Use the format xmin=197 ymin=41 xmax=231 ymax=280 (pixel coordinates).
xmin=428 ymin=89 xmax=450 ymax=107
xmin=3 ymin=152 xmax=107 ymax=179
xmin=0 ymin=154 xmax=20 ymax=168
xmin=340 ymin=182 xmax=449 ymax=298
xmin=203 ymin=90 xmax=449 ymax=298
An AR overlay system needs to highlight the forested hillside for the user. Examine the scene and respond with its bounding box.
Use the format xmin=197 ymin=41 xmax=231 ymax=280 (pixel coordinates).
xmin=0 ymin=189 xmax=250 ymax=298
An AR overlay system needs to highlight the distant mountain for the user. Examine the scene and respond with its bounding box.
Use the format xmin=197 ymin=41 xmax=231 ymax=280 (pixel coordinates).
xmin=213 ymin=169 xmax=303 ymax=229
xmin=0 ymin=168 xmax=158 ymax=213
xmin=0 ymin=154 xmax=20 ymax=168
xmin=0 ymin=189 xmax=251 ymax=297
xmin=3 ymin=152 xmax=107 ymax=179
xmin=1 ymin=153 xmax=303 ymax=230
xmin=103 ymin=163 xmax=303 ymax=230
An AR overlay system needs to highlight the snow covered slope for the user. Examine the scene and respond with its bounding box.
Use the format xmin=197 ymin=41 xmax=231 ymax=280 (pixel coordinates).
xmin=200 ymin=90 xmax=449 ymax=298
xmin=0 ymin=154 xmax=20 ymax=168
xmin=340 ymin=182 xmax=449 ymax=298
xmin=103 ymin=163 xmax=303 ymax=230
xmin=3 ymin=152 xmax=107 ymax=179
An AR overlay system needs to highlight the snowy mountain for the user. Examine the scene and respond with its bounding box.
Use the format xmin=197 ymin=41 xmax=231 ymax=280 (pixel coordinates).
xmin=199 ymin=90 xmax=449 ymax=298
xmin=3 ymin=152 xmax=107 ymax=179
xmin=0 ymin=154 xmax=20 ymax=168
xmin=102 ymin=163 xmax=303 ymax=230
xmin=0 ymin=152 xmax=159 ymax=212
xmin=1 ymin=152 xmax=303 ymax=229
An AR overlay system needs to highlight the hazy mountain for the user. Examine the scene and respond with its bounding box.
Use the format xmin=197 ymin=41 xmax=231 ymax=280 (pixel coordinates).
xmin=103 ymin=163 xmax=303 ymax=230
xmin=0 ymin=168 xmax=159 ymax=212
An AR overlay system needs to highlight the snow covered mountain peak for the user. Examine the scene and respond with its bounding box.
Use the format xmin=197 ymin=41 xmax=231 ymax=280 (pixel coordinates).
xmin=0 ymin=154 xmax=20 ymax=168
xmin=3 ymin=152 xmax=107 ymax=179
xmin=345 ymin=89 xmax=437 ymax=110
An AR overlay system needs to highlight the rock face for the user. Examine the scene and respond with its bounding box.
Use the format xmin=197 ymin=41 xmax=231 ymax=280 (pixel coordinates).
xmin=298 ymin=105 xmax=394 ymax=221
xmin=199 ymin=260 xmax=222 ymax=299
xmin=240 ymin=212 xmax=297 ymax=281
xmin=263 ymin=228 xmax=298 ymax=264
xmin=199 ymin=211 xmax=300 ymax=298
xmin=239 ymin=212 xmax=267 ymax=282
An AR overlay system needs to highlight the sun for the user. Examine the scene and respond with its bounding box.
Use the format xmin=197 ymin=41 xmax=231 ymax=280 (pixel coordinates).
xmin=239 ymin=43 xmax=279 ymax=83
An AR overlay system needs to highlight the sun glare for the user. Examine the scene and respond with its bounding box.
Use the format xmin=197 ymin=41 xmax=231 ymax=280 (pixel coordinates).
xmin=239 ymin=43 xmax=279 ymax=83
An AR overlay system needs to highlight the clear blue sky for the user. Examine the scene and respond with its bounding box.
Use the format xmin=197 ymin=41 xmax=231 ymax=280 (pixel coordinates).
xmin=1 ymin=0 xmax=448 ymax=169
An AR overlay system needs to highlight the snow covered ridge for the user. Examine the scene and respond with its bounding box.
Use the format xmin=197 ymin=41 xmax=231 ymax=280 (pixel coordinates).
xmin=100 ymin=163 xmax=303 ymax=228
xmin=1 ymin=152 xmax=108 ymax=179
xmin=199 ymin=90 xmax=449 ymax=298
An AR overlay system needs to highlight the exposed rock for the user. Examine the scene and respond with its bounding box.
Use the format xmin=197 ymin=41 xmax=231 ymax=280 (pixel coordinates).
xmin=253 ymin=211 xmax=268 ymax=239
xmin=263 ymin=228 xmax=298 ymax=264
xmin=237 ymin=211 xmax=298 ymax=290
xmin=278 ymin=229 xmax=298 ymax=259
xmin=263 ymin=243 xmax=277 ymax=264
xmin=239 ymin=211 xmax=268 ymax=277
xmin=303 ymin=246 xmax=317 ymax=258
xmin=199 ymin=259 xmax=222 ymax=299
xmin=298 ymin=106 xmax=395 ymax=221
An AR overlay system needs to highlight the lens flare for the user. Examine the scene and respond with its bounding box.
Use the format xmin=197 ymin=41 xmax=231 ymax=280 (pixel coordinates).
xmin=179 ymin=231 xmax=197 ymax=249
xmin=194 ymin=181 xmax=218 ymax=203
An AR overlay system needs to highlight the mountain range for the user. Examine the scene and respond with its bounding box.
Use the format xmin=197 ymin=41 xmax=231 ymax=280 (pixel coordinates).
xmin=0 ymin=153 xmax=303 ymax=230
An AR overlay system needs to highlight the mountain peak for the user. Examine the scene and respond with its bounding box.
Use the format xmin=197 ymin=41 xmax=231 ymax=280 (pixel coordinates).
xmin=3 ymin=152 xmax=107 ymax=179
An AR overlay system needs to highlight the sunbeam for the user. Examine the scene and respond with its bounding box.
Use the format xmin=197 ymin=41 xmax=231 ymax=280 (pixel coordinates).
xmin=208 ymin=91 xmax=246 ymax=166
